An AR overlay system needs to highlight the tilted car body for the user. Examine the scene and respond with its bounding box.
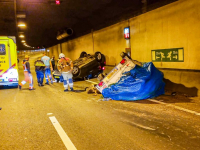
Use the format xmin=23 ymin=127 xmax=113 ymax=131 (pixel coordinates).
xmin=53 ymin=51 xmax=106 ymax=82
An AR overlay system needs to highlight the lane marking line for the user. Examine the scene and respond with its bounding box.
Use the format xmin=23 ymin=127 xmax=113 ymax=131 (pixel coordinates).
xmin=49 ymin=116 xmax=77 ymax=150
xmin=148 ymin=99 xmax=200 ymax=116
xmin=85 ymin=80 xmax=98 ymax=84
xmin=14 ymin=90 xmax=19 ymax=102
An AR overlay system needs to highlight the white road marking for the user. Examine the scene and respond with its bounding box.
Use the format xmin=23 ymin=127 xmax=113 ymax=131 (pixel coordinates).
xmin=47 ymin=113 xmax=53 ymax=115
xmin=14 ymin=90 xmax=19 ymax=102
xmin=49 ymin=116 xmax=77 ymax=150
xmin=85 ymin=80 xmax=98 ymax=84
xmin=148 ymin=99 xmax=200 ymax=116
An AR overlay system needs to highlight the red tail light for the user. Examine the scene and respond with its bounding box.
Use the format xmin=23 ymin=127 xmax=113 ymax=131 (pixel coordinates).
xmin=120 ymin=59 xmax=126 ymax=64
xmin=102 ymin=67 xmax=105 ymax=70
xmin=98 ymin=81 xmax=103 ymax=87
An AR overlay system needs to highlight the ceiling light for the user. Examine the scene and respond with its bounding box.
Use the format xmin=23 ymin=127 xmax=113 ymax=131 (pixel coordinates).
xmin=18 ymin=23 xmax=26 ymax=27
xmin=17 ymin=13 xmax=26 ymax=19
xmin=19 ymin=35 xmax=25 ymax=38
xmin=21 ymin=40 xmax=26 ymax=43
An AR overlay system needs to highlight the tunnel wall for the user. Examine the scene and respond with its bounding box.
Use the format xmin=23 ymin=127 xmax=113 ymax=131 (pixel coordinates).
xmin=47 ymin=0 xmax=200 ymax=96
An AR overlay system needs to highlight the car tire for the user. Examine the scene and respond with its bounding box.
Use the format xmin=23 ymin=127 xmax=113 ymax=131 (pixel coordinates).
xmin=80 ymin=51 xmax=87 ymax=58
xmin=72 ymin=65 xmax=80 ymax=77
xmin=95 ymin=51 xmax=102 ymax=62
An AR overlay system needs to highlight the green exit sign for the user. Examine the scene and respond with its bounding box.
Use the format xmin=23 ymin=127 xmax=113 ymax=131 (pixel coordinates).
xmin=151 ymin=48 xmax=184 ymax=62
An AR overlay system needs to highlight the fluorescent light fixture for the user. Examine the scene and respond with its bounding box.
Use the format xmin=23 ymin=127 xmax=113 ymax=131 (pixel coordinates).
xmin=17 ymin=14 xmax=26 ymax=19
xmin=18 ymin=23 xmax=26 ymax=27
xmin=19 ymin=35 xmax=25 ymax=38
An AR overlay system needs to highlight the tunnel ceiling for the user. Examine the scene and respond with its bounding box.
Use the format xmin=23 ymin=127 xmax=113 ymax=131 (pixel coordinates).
xmin=0 ymin=0 xmax=177 ymax=50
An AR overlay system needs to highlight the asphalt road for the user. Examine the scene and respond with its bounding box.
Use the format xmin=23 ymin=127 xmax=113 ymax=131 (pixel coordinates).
xmin=0 ymin=53 xmax=200 ymax=150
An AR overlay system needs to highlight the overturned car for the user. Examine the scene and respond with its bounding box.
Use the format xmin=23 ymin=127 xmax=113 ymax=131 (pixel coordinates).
xmin=53 ymin=51 xmax=106 ymax=82
xmin=96 ymin=52 xmax=165 ymax=101
xmin=72 ymin=51 xmax=106 ymax=79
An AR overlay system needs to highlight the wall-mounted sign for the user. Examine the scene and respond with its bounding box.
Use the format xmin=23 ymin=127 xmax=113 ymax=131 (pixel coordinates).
xmin=124 ymin=27 xmax=130 ymax=39
xmin=151 ymin=48 xmax=184 ymax=62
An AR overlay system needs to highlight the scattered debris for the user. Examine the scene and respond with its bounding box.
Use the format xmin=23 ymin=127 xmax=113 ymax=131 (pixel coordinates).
xmin=98 ymin=98 xmax=112 ymax=101
xmin=85 ymin=84 xmax=101 ymax=96
xmin=171 ymin=92 xmax=176 ymax=96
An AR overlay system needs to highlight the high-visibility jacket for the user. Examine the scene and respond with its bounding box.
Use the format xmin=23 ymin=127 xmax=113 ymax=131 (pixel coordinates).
xmin=22 ymin=60 xmax=31 ymax=73
xmin=34 ymin=60 xmax=45 ymax=72
xmin=57 ymin=57 xmax=73 ymax=73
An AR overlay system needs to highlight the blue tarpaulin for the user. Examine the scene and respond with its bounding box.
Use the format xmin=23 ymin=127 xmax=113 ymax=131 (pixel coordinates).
xmin=102 ymin=62 xmax=165 ymax=101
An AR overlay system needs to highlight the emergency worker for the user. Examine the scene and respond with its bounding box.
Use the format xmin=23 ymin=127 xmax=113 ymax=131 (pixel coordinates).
xmin=57 ymin=53 xmax=74 ymax=92
xmin=51 ymin=56 xmax=55 ymax=70
xmin=18 ymin=55 xmax=34 ymax=90
xmin=34 ymin=57 xmax=45 ymax=86
xmin=41 ymin=53 xmax=53 ymax=85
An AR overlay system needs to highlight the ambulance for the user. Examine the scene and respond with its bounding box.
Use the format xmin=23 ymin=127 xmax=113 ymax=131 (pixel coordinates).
xmin=0 ymin=36 xmax=18 ymax=87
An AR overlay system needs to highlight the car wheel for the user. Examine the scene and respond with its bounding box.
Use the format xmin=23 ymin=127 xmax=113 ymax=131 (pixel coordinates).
xmin=72 ymin=65 xmax=80 ymax=77
xmin=95 ymin=52 xmax=102 ymax=62
xmin=80 ymin=51 xmax=87 ymax=58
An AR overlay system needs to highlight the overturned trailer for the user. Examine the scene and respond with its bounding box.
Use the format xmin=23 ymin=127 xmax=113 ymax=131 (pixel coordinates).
xmin=96 ymin=52 xmax=165 ymax=101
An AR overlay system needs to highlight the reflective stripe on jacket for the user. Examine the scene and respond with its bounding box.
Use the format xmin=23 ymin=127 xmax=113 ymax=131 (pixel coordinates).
xmin=22 ymin=60 xmax=30 ymax=72
xmin=57 ymin=57 xmax=73 ymax=73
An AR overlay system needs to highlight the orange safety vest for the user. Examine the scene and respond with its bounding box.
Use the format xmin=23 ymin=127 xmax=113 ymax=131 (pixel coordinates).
xmin=22 ymin=60 xmax=28 ymax=72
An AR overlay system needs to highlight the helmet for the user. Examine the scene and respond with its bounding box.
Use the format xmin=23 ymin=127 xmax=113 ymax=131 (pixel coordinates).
xmin=25 ymin=55 xmax=29 ymax=59
xmin=59 ymin=53 xmax=65 ymax=58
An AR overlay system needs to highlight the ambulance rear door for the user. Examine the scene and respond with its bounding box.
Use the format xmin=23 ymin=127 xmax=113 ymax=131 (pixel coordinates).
xmin=0 ymin=36 xmax=18 ymax=87
xmin=0 ymin=38 xmax=10 ymax=76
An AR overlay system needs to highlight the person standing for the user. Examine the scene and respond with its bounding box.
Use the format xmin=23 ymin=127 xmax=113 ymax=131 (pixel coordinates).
xmin=18 ymin=55 xmax=34 ymax=90
xmin=51 ymin=56 xmax=55 ymax=70
xmin=57 ymin=53 xmax=74 ymax=92
xmin=34 ymin=57 xmax=45 ymax=86
xmin=41 ymin=53 xmax=53 ymax=85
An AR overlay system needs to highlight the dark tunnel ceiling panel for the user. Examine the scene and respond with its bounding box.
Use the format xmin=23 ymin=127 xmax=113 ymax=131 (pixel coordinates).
xmin=0 ymin=0 xmax=178 ymax=50
xmin=0 ymin=1 xmax=16 ymax=36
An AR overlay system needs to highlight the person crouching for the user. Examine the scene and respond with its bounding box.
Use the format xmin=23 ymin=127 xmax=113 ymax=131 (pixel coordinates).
xmin=57 ymin=53 xmax=74 ymax=92
xmin=34 ymin=57 xmax=45 ymax=86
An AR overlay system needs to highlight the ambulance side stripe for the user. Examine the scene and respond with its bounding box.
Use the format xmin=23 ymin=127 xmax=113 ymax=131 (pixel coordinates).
xmin=0 ymin=63 xmax=16 ymax=75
